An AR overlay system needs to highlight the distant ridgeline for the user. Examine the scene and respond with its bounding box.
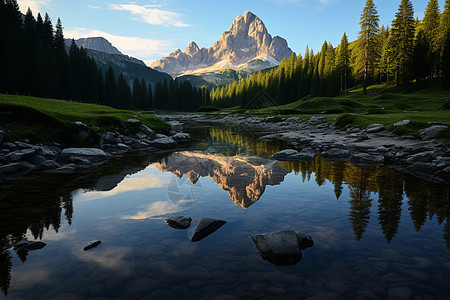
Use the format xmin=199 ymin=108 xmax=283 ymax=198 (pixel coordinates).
xmin=0 ymin=1 xmax=209 ymax=111
xmin=211 ymin=0 xmax=450 ymax=108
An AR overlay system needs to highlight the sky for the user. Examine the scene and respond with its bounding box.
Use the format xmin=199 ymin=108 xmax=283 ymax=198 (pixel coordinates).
xmin=16 ymin=0 xmax=446 ymax=66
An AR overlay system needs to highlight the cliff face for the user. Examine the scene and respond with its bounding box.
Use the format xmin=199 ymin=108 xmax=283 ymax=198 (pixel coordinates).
xmin=150 ymin=11 xmax=293 ymax=77
xmin=154 ymin=151 xmax=289 ymax=208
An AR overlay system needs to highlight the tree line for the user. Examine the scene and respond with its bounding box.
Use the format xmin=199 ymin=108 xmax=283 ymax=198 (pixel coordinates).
xmin=0 ymin=0 xmax=207 ymax=111
xmin=211 ymin=0 xmax=450 ymax=107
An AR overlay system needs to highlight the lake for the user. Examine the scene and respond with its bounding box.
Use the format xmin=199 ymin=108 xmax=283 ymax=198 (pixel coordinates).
xmin=1 ymin=124 xmax=449 ymax=300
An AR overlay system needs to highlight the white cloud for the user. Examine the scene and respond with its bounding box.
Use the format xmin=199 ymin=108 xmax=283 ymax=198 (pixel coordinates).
xmin=17 ymin=0 xmax=51 ymax=14
xmin=121 ymin=200 xmax=186 ymax=220
xmin=110 ymin=3 xmax=191 ymax=27
xmin=64 ymin=27 xmax=173 ymax=65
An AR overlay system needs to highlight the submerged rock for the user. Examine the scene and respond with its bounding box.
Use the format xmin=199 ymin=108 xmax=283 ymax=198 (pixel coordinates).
xmin=188 ymin=217 xmax=227 ymax=242
xmin=14 ymin=241 xmax=46 ymax=251
xmin=166 ymin=216 xmax=192 ymax=229
xmin=84 ymin=240 xmax=102 ymax=251
xmin=250 ymin=230 xmax=314 ymax=266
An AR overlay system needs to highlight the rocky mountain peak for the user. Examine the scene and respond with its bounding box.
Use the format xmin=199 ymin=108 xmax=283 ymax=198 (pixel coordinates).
xmin=65 ymin=37 xmax=123 ymax=55
xmin=150 ymin=11 xmax=292 ymax=77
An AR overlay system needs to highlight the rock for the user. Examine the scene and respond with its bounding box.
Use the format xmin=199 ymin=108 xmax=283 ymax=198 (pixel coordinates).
xmin=150 ymin=137 xmax=178 ymax=149
xmin=5 ymin=148 xmax=36 ymax=161
xmin=33 ymin=145 xmax=58 ymax=158
xmin=101 ymin=132 xmax=117 ymax=145
xmin=290 ymin=148 xmax=316 ymax=161
xmin=168 ymin=121 xmax=183 ymax=132
xmin=272 ymin=149 xmax=299 ymax=160
xmin=50 ymin=164 xmax=76 ymax=174
xmin=166 ymin=216 xmax=192 ymax=229
xmin=126 ymin=118 xmax=141 ymax=124
xmin=405 ymin=151 xmax=435 ymax=164
xmin=3 ymin=142 xmax=16 ymax=148
xmin=321 ymin=148 xmax=351 ymax=160
xmin=136 ymin=132 xmax=147 ymax=139
xmin=75 ymin=121 xmax=87 ymax=127
xmin=84 ymin=240 xmax=102 ymax=251
xmin=14 ymin=241 xmax=46 ymax=251
xmin=59 ymin=148 xmax=109 ymax=165
xmin=41 ymin=160 xmax=61 ymax=169
xmin=419 ymin=125 xmax=448 ymax=140
xmin=188 ymin=217 xmax=227 ymax=242
xmin=153 ymin=133 xmax=169 ymax=139
xmin=356 ymin=132 xmax=369 ymax=141
xmin=393 ymin=119 xmax=410 ymax=126
xmin=0 ymin=129 xmax=4 ymax=145
xmin=366 ymin=123 xmax=385 ymax=133
xmin=172 ymin=133 xmax=192 ymax=143
xmin=350 ymin=153 xmax=384 ymax=165
xmin=28 ymin=155 xmax=46 ymax=166
xmin=0 ymin=162 xmax=36 ymax=177
xmin=139 ymin=124 xmax=155 ymax=138
xmin=307 ymin=116 xmax=327 ymax=124
xmin=250 ymin=230 xmax=314 ymax=266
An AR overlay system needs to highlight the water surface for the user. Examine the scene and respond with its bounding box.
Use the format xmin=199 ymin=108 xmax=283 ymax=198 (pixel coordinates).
xmin=1 ymin=126 xmax=449 ymax=299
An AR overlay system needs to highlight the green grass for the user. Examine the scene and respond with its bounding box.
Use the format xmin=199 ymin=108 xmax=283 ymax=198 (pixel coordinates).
xmin=0 ymin=94 xmax=170 ymax=144
xmin=219 ymin=83 xmax=450 ymax=140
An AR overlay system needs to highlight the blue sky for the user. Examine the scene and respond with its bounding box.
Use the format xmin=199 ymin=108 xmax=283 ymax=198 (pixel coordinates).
xmin=16 ymin=0 xmax=445 ymax=66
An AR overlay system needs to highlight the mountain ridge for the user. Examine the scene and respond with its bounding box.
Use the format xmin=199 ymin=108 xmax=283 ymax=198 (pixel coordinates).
xmin=151 ymin=11 xmax=293 ymax=77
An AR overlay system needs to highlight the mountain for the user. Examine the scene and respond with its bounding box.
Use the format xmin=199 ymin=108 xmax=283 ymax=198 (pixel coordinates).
xmin=154 ymin=151 xmax=288 ymax=208
xmin=69 ymin=37 xmax=122 ymax=55
xmin=65 ymin=38 xmax=171 ymax=85
xmin=151 ymin=11 xmax=293 ymax=78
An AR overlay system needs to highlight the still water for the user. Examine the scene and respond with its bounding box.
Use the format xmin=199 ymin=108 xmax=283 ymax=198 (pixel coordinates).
xmin=1 ymin=126 xmax=449 ymax=299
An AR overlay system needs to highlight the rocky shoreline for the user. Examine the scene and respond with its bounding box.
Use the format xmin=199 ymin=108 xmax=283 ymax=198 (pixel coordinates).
xmin=0 ymin=118 xmax=192 ymax=185
xmin=158 ymin=113 xmax=450 ymax=184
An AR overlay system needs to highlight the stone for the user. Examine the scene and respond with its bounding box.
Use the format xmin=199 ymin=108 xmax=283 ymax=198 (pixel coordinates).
xmin=308 ymin=116 xmax=327 ymax=124
xmin=168 ymin=120 xmax=183 ymax=132
xmin=28 ymin=155 xmax=46 ymax=166
xmin=41 ymin=160 xmax=60 ymax=169
xmin=405 ymin=151 xmax=436 ymax=164
xmin=188 ymin=217 xmax=227 ymax=242
xmin=5 ymin=148 xmax=36 ymax=161
xmin=126 ymin=118 xmax=141 ymax=124
xmin=84 ymin=240 xmax=102 ymax=251
xmin=350 ymin=153 xmax=384 ymax=165
xmin=250 ymin=230 xmax=313 ymax=266
xmin=75 ymin=121 xmax=87 ymax=127
xmin=290 ymin=148 xmax=316 ymax=161
xmin=14 ymin=241 xmax=46 ymax=251
xmin=357 ymin=132 xmax=369 ymax=141
xmin=0 ymin=162 xmax=36 ymax=177
xmin=387 ymin=287 xmax=412 ymax=300
xmin=139 ymin=124 xmax=155 ymax=138
xmin=366 ymin=123 xmax=385 ymax=133
xmin=59 ymin=148 xmax=109 ymax=165
xmin=3 ymin=142 xmax=16 ymax=148
xmin=419 ymin=125 xmax=448 ymax=140
xmin=172 ymin=133 xmax=192 ymax=143
xmin=150 ymin=137 xmax=178 ymax=149
xmin=51 ymin=164 xmax=76 ymax=174
xmin=101 ymin=132 xmax=117 ymax=145
xmin=321 ymin=148 xmax=350 ymax=160
xmin=34 ymin=146 xmax=58 ymax=158
xmin=166 ymin=216 xmax=192 ymax=229
xmin=393 ymin=119 xmax=410 ymax=127
xmin=0 ymin=129 xmax=4 ymax=145
xmin=272 ymin=149 xmax=299 ymax=160
xmin=135 ymin=132 xmax=147 ymax=139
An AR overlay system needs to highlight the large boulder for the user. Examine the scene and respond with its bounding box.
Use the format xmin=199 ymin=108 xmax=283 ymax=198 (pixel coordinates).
xmin=139 ymin=124 xmax=155 ymax=139
xmin=250 ymin=230 xmax=314 ymax=266
xmin=168 ymin=121 xmax=183 ymax=132
xmin=321 ymin=148 xmax=350 ymax=160
xmin=0 ymin=162 xmax=36 ymax=178
xmin=5 ymin=148 xmax=36 ymax=161
xmin=272 ymin=149 xmax=299 ymax=161
xmin=58 ymin=148 xmax=109 ymax=165
xmin=290 ymin=148 xmax=316 ymax=162
xmin=166 ymin=216 xmax=192 ymax=229
xmin=419 ymin=125 xmax=448 ymax=140
xmin=188 ymin=217 xmax=227 ymax=242
xmin=405 ymin=151 xmax=436 ymax=164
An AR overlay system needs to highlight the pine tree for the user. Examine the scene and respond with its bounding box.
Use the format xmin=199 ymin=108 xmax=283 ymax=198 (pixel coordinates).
xmin=337 ymin=32 xmax=350 ymax=94
xmin=422 ymin=0 xmax=440 ymax=84
xmin=54 ymin=18 xmax=65 ymax=53
xmin=440 ymin=0 xmax=450 ymax=86
xmin=390 ymin=0 xmax=415 ymax=86
xmin=355 ymin=0 xmax=380 ymax=95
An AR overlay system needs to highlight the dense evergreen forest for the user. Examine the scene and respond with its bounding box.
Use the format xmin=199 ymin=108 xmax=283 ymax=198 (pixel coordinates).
xmin=211 ymin=0 xmax=450 ymax=108
xmin=0 ymin=0 xmax=208 ymax=111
